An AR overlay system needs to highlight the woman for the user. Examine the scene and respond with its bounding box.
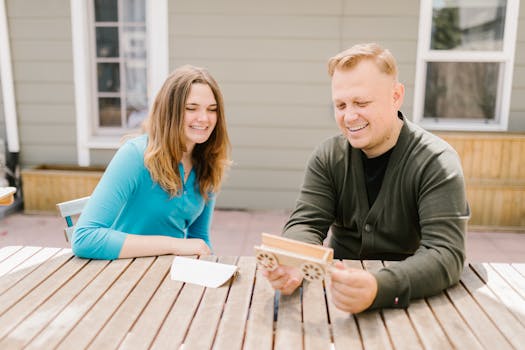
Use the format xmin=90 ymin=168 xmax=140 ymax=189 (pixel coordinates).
xmin=72 ymin=65 xmax=231 ymax=260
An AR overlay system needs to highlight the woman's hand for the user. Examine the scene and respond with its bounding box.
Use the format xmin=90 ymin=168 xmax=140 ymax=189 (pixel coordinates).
xmin=173 ymin=238 xmax=211 ymax=256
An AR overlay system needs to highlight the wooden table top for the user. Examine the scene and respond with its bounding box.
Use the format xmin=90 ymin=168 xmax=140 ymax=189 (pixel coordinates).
xmin=0 ymin=246 xmax=524 ymax=349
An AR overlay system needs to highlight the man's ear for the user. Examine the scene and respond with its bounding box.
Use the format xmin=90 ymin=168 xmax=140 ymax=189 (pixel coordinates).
xmin=393 ymin=82 xmax=405 ymax=109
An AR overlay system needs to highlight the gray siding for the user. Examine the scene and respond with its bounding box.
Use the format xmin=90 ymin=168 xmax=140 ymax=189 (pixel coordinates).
xmin=7 ymin=0 xmax=77 ymax=166
xmin=168 ymin=0 xmax=424 ymax=209
xmin=2 ymin=0 xmax=522 ymax=211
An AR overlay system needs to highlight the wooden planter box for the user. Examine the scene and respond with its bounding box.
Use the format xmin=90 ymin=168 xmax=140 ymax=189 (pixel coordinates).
xmin=21 ymin=165 xmax=105 ymax=213
xmin=437 ymin=132 xmax=525 ymax=230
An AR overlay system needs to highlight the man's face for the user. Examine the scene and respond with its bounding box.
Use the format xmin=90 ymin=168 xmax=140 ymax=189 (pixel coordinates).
xmin=331 ymin=60 xmax=404 ymax=157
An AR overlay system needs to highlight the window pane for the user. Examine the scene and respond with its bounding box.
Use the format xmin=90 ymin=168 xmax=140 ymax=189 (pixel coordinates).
xmin=122 ymin=26 xmax=147 ymax=59
xmin=95 ymin=0 xmax=118 ymax=22
xmin=431 ymin=0 xmax=506 ymax=50
xmin=97 ymin=63 xmax=120 ymax=92
xmin=96 ymin=27 xmax=119 ymax=57
xmin=99 ymin=98 xmax=121 ymax=127
xmin=126 ymin=95 xmax=148 ymax=128
xmin=123 ymin=0 xmax=145 ymax=22
xmin=424 ymin=62 xmax=499 ymax=120
xmin=126 ymin=64 xmax=147 ymax=95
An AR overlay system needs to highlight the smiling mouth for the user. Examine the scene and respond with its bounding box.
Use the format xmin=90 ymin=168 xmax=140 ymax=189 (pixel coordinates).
xmin=347 ymin=123 xmax=369 ymax=132
xmin=190 ymin=125 xmax=208 ymax=130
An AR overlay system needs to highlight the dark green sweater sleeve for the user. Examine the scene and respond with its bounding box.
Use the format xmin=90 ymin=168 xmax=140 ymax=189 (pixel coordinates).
xmin=371 ymin=147 xmax=468 ymax=309
xmin=283 ymin=144 xmax=336 ymax=245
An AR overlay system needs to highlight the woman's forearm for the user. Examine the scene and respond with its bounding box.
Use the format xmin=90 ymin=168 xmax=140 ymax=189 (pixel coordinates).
xmin=118 ymin=234 xmax=210 ymax=259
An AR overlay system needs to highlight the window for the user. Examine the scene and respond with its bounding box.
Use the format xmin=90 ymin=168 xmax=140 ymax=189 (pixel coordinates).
xmin=92 ymin=0 xmax=148 ymax=134
xmin=413 ymin=0 xmax=519 ymax=131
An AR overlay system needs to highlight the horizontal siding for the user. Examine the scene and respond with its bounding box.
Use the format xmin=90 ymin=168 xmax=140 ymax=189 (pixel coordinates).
xmin=169 ymin=0 xmax=427 ymax=209
xmin=171 ymin=37 xmax=340 ymax=61
xmin=170 ymin=0 xmax=344 ymax=15
xmin=7 ymin=0 xmax=77 ymax=167
xmin=172 ymin=14 xmax=340 ymax=39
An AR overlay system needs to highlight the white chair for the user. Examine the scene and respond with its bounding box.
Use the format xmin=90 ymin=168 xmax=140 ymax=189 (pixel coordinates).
xmin=56 ymin=196 xmax=90 ymax=242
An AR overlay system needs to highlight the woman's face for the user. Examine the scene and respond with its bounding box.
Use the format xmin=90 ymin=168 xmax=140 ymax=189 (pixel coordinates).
xmin=183 ymin=83 xmax=218 ymax=151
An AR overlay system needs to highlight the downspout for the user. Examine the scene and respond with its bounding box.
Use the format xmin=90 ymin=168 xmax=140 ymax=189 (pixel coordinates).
xmin=0 ymin=0 xmax=20 ymax=188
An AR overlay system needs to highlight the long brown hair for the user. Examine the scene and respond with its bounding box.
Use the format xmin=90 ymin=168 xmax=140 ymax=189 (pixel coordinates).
xmin=143 ymin=65 xmax=231 ymax=199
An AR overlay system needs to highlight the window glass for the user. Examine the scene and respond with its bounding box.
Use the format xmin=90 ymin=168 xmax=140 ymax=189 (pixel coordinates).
xmin=430 ymin=0 xmax=506 ymax=50
xmin=97 ymin=63 xmax=120 ymax=92
xmin=96 ymin=27 xmax=119 ymax=57
xmin=98 ymin=98 xmax=121 ymax=127
xmin=93 ymin=0 xmax=147 ymax=133
xmin=94 ymin=0 xmax=118 ymax=22
xmin=423 ymin=62 xmax=499 ymax=120
xmin=123 ymin=0 xmax=146 ymax=22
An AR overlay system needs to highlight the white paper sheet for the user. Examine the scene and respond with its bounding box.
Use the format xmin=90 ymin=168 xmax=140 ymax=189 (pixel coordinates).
xmin=170 ymin=256 xmax=238 ymax=288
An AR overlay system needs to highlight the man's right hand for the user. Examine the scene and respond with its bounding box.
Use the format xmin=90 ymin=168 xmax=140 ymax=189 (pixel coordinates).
xmin=262 ymin=265 xmax=303 ymax=295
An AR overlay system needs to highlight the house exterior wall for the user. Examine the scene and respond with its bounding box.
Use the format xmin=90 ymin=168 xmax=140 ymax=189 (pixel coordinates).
xmin=6 ymin=0 xmax=77 ymax=166
xmin=2 ymin=0 xmax=524 ymax=211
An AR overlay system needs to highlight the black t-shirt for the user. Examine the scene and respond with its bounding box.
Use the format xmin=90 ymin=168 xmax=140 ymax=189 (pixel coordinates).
xmin=361 ymin=147 xmax=394 ymax=206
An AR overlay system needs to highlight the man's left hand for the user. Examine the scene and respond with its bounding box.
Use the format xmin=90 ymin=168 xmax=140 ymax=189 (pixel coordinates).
xmin=329 ymin=261 xmax=378 ymax=314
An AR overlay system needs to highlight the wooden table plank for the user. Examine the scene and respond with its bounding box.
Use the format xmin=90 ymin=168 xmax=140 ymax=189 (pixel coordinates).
xmin=243 ymin=266 xmax=274 ymax=350
xmin=26 ymin=259 xmax=132 ymax=349
xmin=275 ymin=287 xmax=302 ymax=349
xmin=426 ymin=292 xmax=484 ymax=349
xmin=302 ymin=278 xmax=331 ymax=350
xmin=383 ymin=261 xmax=451 ymax=349
xmin=0 ymin=249 xmax=72 ymax=315
xmin=119 ymin=256 xmax=184 ymax=350
xmin=491 ymin=263 xmax=525 ymax=299
xmin=183 ymin=256 xmax=238 ymax=349
xmin=0 ymin=247 xmax=61 ymax=296
xmin=471 ymin=263 xmax=525 ymax=327
xmin=446 ymin=276 xmax=513 ymax=349
xmin=325 ymin=260 xmax=362 ymax=350
xmin=325 ymin=279 xmax=362 ymax=350
xmin=0 ymin=246 xmax=22 ymax=263
xmin=0 ymin=255 xmax=87 ymax=340
xmin=0 ymin=246 xmax=41 ymax=278
xmin=213 ymin=256 xmax=256 ymax=350
xmin=358 ymin=261 xmax=393 ymax=350
xmin=0 ymin=259 xmax=110 ymax=348
xmin=512 ymin=263 xmax=525 ymax=277
xmin=56 ymin=257 xmax=154 ymax=350
xmin=406 ymin=299 xmax=453 ymax=349
xmin=88 ymin=256 xmax=172 ymax=349
xmin=461 ymin=264 xmax=525 ymax=349
xmin=150 ymin=256 xmax=213 ymax=350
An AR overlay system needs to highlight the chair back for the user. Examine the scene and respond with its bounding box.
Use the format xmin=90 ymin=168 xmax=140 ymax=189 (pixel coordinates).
xmin=56 ymin=196 xmax=90 ymax=242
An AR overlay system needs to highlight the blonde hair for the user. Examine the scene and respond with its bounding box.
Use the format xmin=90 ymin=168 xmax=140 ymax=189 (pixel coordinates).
xmin=143 ymin=65 xmax=231 ymax=199
xmin=328 ymin=43 xmax=398 ymax=79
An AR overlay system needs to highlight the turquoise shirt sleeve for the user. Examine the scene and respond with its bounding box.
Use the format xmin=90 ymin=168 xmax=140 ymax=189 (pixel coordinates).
xmin=72 ymin=141 xmax=142 ymax=260
xmin=187 ymin=196 xmax=215 ymax=247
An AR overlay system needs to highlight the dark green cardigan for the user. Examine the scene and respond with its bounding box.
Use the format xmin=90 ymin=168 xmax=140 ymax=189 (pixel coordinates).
xmin=283 ymin=118 xmax=469 ymax=309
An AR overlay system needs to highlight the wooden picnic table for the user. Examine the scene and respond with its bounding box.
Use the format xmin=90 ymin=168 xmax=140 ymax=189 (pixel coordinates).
xmin=0 ymin=246 xmax=524 ymax=349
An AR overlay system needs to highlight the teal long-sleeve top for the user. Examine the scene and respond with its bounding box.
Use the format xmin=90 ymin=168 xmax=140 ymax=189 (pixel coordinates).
xmin=72 ymin=134 xmax=215 ymax=260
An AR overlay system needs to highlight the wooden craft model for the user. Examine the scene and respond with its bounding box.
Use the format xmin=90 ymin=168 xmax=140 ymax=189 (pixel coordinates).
xmin=0 ymin=187 xmax=16 ymax=206
xmin=254 ymin=233 xmax=333 ymax=282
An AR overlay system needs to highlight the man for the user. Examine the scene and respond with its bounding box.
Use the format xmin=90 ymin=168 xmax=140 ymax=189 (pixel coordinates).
xmin=263 ymin=43 xmax=469 ymax=313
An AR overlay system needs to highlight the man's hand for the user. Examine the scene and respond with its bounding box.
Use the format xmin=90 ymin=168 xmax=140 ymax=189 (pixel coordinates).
xmin=330 ymin=261 xmax=378 ymax=313
xmin=262 ymin=265 xmax=303 ymax=295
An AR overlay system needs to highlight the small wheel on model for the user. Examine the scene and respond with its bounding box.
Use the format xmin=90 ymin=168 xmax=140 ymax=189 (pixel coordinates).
xmin=300 ymin=262 xmax=324 ymax=282
xmin=256 ymin=251 xmax=278 ymax=271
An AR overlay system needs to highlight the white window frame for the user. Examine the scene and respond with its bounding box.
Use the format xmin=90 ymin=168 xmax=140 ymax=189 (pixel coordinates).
xmin=413 ymin=0 xmax=520 ymax=131
xmin=71 ymin=0 xmax=168 ymax=165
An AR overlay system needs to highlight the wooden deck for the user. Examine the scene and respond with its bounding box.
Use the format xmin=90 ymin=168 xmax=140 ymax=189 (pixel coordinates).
xmin=0 ymin=246 xmax=524 ymax=349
